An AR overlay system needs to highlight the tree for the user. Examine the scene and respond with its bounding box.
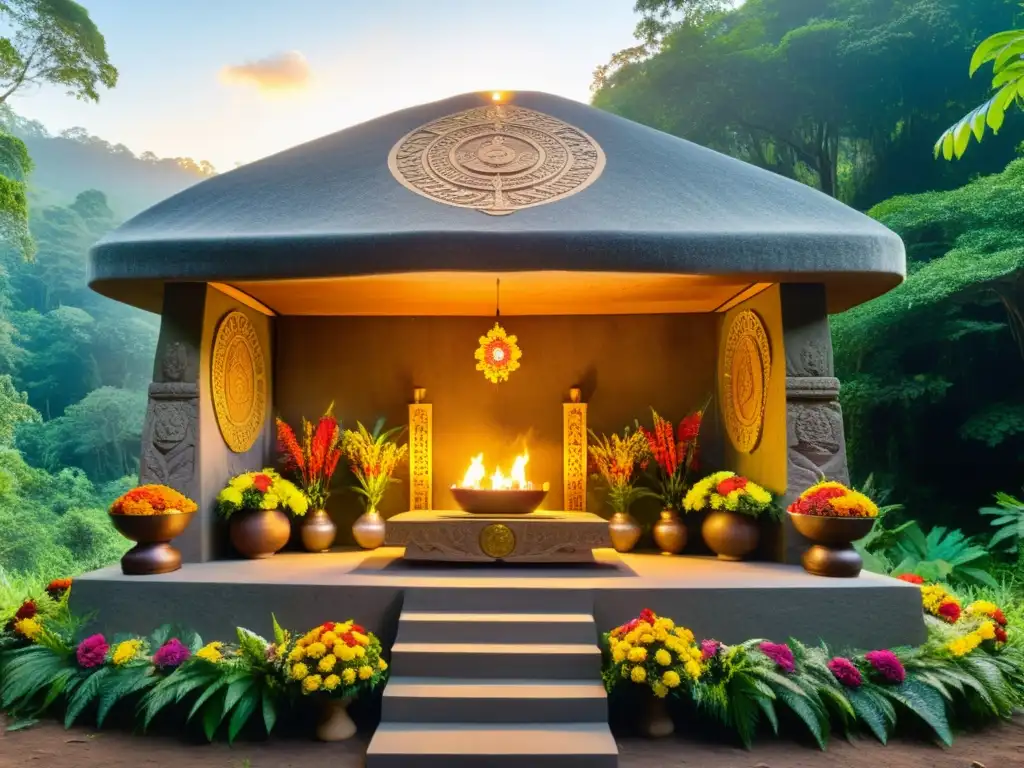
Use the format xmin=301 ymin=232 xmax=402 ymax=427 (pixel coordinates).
xmin=0 ymin=372 xmax=38 ymax=445
xmin=936 ymin=23 xmax=1024 ymax=159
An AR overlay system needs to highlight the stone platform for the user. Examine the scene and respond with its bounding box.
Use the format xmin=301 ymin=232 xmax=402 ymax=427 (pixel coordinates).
xmin=384 ymin=510 xmax=612 ymax=562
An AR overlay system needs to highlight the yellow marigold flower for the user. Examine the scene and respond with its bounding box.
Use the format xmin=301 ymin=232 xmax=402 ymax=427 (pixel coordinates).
xmin=639 ymin=633 xmax=654 ymax=645
xmin=112 ymin=639 xmax=143 ymax=666
xmin=303 ymin=627 xmax=322 ymax=644
xmin=218 ymin=487 xmax=243 ymax=506
xmin=630 ymin=666 xmax=647 ymax=683
xmin=354 ymin=645 xmax=366 ymax=659
xmin=624 ymin=631 xmax=639 ymax=645
xmin=628 ymin=646 xmax=647 ymax=663
xmin=13 ymin=617 xmax=42 ymax=640
xmin=288 ymin=645 xmax=305 ymax=662
xmin=306 ymin=642 xmax=327 ymax=660
xmin=358 ymin=665 xmax=374 ymax=680
xmin=352 ymin=631 xmax=369 ymax=646
xmin=655 ymin=617 xmax=675 ymax=631
xmin=321 ymin=631 xmax=338 ymax=646
xmin=318 ymin=654 xmax=337 ymax=674
xmin=685 ymin=660 xmax=702 ymax=680
xmin=654 ymin=649 xmax=672 ymax=666
xmin=612 ymin=646 xmax=626 ymax=663
xmin=652 ymin=682 xmax=669 ymax=699
xmin=947 ymin=634 xmax=981 ymax=658
xmin=336 ymin=621 xmax=353 ymax=634
xmin=617 ymin=640 xmax=632 ymax=653
xmin=291 ymin=662 xmax=310 ymax=680
xmin=967 ymin=600 xmax=999 ymax=617
xmin=261 ymin=493 xmax=280 ymax=510
xmin=674 ymin=627 xmax=694 ymax=643
xmin=663 ymin=670 xmax=681 ymax=688
xmin=379 ymin=658 xmax=388 ymax=671
xmin=196 ymin=642 xmax=223 ymax=663
xmin=635 ymin=622 xmax=652 ymax=634
xmin=978 ymin=621 xmax=997 ymax=641
xmin=342 ymin=668 xmax=356 ymax=685
xmin=229 ymin=474 xmax=253 ymax=490
xmin=303 ymin=674 xmax=322 ymax=693
xmin=323 ymin=674 xmax=341 ymax=691
xmin=337 ymin=645 xmax=357 ymax=662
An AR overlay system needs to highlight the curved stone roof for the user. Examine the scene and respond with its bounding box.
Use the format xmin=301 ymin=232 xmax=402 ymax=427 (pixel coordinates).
xmin=89 ymin=91 xmax=905 ymax=314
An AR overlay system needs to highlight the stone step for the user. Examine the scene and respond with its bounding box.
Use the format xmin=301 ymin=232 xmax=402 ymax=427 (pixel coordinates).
xmin=397 ymin=611 xmax=598 ymax=644
xmin=390 ymin=641 xmax=601 ymax=679
xmin=403 ymin=587 xmax=592 ymax=614
xmin=382 ymin=677 xmax=608 ymax=723
xmin=365 ymin=722 xmax=618 ymax=768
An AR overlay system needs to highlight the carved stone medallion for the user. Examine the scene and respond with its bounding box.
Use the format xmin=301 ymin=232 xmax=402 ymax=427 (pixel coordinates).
xmin=721 ymin=310 xmax=772 ymax=454
xmin=479 ymin=523 xmax=516 ymax=558
xmin=388 ymin=103 xmax=606 ymax=215
xmin=211 ymin=311 xmax=266 ymax=453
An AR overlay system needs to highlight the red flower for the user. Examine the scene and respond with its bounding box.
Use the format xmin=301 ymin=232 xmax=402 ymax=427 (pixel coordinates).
xmin=342 ymin=632 xmax=357 ymax=647
xmin=253 ymin=474 xmax=273 ymax=493
xmin=995 ymin=626 xmax=1008 ymax=644
xmin=716 ymin=476 xmax=749 ymax=495
xmin=351 ymin=624 xmax=366 ymax=634
xmin=321 ymin=621 xmax=336 ymax=632
xmin=895 ymin=573 xmax=924 ymax=585
xmin=992 ymin=609 xmax=1008 ymax=627
xmin=937 ymin=602 xmax=961 ymax=623
xmin=14 ymin=600 xmax=37 ymax=621
xmin=46 ymin=578 xmax=73 ymax=597
xmin=678 ymin=412 xmax=702 ymax=443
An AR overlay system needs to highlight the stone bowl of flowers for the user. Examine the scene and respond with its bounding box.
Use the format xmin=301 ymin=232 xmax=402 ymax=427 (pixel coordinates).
xmin=787 ymin=481 xmax=878 ymax=577
xmin=109 ymin=485 xmax=198 ymax=575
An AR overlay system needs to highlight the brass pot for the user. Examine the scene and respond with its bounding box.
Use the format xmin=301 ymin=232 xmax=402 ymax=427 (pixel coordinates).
xmin=641 ymin=695 xmax=675 ymax=738
xmin=608 ymin=511 xmax=641 ymax=553
xmin=301 ymin=509 xmax=337 ymax=553
xmin=229 ymin=508 xmax=291 ymax=559
xmin=109 ymin=511 xmax=196 ymax=575
xmin=353 ymin=507 xmax=386 ymax=550
xmin=788 ymin=513 xmax=875 ymax=578
xmin=653 ymin=508 xmax=687 ymax=555
xmin=701 ymin=510 xmax=759 ymax=561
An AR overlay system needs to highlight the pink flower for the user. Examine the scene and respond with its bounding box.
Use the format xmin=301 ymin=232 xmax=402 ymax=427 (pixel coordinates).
xmin=701 ymin=639 xmax=721 ymax=661
xmin=864 ymin=650 xmax=905 ymax=684
xmin=827 ymin=657 xmax=863 ymax=688
xmin=152 ymin=638 xmax=190 ymax=669
xmin=76 ymin=634 xmax=109 ymax=669
xmin=759 ymin=642 xmax=795 ymax=673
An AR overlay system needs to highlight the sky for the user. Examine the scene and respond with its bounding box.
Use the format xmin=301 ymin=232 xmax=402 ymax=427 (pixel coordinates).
xmin=7 ymin=0 xmax=642 ymax=171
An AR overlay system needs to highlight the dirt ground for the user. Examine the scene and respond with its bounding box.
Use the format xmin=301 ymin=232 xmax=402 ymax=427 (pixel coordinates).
xmin=2 ymin=715 xmax=1023 ymax=768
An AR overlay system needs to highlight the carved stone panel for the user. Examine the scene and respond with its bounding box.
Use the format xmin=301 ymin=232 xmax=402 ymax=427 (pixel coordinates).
xmin=785 ymin=377 xmax=850 ymax=497
xmin=140 ymin=381 xmax=199 ymax=498
xmin=563 ymin=399 xmax=588 ymax=511
xmin=211 ymin=311 xmax=266 ymax=453
xmin=409 ymin=402 xmax=433 ymax=511
xmin=721 ymin=310 xmax=772 ymax=454
xmin=388 ymin=103 xmax=606 ymax=215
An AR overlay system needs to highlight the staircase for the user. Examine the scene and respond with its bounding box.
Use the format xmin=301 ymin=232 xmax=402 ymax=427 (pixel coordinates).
xmin=366 ymin=588 xmax=618 ymax=767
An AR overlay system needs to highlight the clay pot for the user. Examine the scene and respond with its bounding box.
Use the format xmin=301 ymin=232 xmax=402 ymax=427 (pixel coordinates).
xmin=608 ymin=511 xmax=642 ymax=553
xmin=701 ymin=510 xmax=759 ymax=561
xmin=788 ymin=513 xmax=875 ymax=578
xmin=229 ymin=508 xmax=291 ymax=559
xmin=300 ymin=509 xmax=337 ymax=553
xmin=642 ymin=696 xmax=674 ymax=738
xmin=352 ymin=507 xmax=386 ymax=550
xmin=110 ymin=512 xmax=196 ymax=575
xmin=653 ymin=509 xmax=687 ymax=555
xmin=316 ymin=697 xmax=356 ymax=741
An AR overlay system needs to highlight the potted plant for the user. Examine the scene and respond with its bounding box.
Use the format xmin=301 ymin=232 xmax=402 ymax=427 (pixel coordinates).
xmin=684 ymin=471 xmax=776 ymax=561
xmin=342 ymin=419 xmax=408 ymax=550
xmin=639 ymin=407 xmax=704 ymax=554
xmin=217 ymin=469 xmax=308 ymax=559
xmin=109 ymin=485 xmax=198 ymax=575
xmin=284 ymin=619 xmax=388 ymax=740
xmin=588 ymin=426 xmax=655 ymax=553
xmin=602 ymin=608 xmax=703 ymax=737
xmin=787 ymin=480 xmax=879 ymax=577
xmin=276 ymin=404 xmax=344 ymax=553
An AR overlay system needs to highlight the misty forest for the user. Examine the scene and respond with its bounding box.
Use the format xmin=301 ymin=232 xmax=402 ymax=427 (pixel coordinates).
xmin=1 ymin=0 xmax=1024 ymax=595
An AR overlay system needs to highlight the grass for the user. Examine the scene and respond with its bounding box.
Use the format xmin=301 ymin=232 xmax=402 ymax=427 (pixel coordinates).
xmin=0 ymin=565 xmax=46 ymax=614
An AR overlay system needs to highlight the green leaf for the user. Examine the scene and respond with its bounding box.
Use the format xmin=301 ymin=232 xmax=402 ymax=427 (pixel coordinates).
xmin=846 ymin=687 xmax=891 ymax=744
xmin=5 ymin=716 xmax=39 ymax=731
xmin=970 ymin=30 xmax=1024 ymax=75
xmin=271 ymin=614 xmax=287 ymax=648
xmin=776 ymin=687 xmax=827 ymax=750
xmin=228 ymin=688 xmax=259 ymax=743
xmin=202 ymin=690 xmax=223 ymax=742
xmin=261 ymin=686 xmax=277 ymax=735
xmin=96 ymin=668 xmax=157 ymax=728
xmin=885 ymin=680 xmax=952 ymax=746
xmin=222 ymin=676 xmax=254 ymax=717
xmin=187 ymin=677 xmax=227 ymax=723
xmin=63 ymin=666 xmax=112 ymax=729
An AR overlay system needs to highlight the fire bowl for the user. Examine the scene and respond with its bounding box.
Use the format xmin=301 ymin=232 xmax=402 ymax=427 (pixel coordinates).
xmin=451 ymin=487 xmax=548 ymax=515
xmin=109 ymin=511 xmax=196 ymax=576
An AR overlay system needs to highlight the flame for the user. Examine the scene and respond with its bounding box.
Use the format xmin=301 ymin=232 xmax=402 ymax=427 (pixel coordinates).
xmin=459 ymin=449 xmax=532 ymax=490
xmin=461 ymin=453 xmax=486 ymax=489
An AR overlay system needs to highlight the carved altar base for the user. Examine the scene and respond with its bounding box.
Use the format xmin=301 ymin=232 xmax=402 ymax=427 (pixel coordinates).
xmin=385 ymin=510 xmax=612 ymax=563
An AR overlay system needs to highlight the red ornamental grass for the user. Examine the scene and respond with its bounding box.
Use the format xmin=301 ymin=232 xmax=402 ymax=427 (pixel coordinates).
xmin=276 ymin=418 xmax=306 ymax=476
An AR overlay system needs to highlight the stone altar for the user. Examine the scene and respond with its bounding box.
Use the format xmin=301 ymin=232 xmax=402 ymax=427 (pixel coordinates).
xmin=385 ymin=510 xmax=612 ymax=563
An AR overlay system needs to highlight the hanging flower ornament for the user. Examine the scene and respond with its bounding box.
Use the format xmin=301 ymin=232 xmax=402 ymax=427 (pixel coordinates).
xmin=475 ymin=322 xmax=521 ymax=383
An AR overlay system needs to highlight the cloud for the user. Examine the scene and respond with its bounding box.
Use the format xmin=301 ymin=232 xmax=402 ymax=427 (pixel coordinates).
xmin=220 ymin=51 xmax=312 ymax=93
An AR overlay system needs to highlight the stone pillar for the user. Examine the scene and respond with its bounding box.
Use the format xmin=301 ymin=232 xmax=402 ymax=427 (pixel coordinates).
xmin=780 ymin=283 xmax=850 ymax=564
xmin=138 ymin=283 xmax=206 ymax=562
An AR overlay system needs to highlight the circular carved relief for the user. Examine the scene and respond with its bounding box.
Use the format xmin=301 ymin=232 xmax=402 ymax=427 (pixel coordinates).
xmin=721 ymin=310 xmax=772 ymax=454
xmin=388 ymin=104 xmax=606 ymax=215
xmin=479 ymin=523 xmax=516 ymax=559
xmin=211 ymin=311 xmax=266 ymax=453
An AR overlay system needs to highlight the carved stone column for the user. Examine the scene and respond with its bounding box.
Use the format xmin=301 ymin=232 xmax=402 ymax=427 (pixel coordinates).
xmin=781 ymin=283 xmax=851 ymax=564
